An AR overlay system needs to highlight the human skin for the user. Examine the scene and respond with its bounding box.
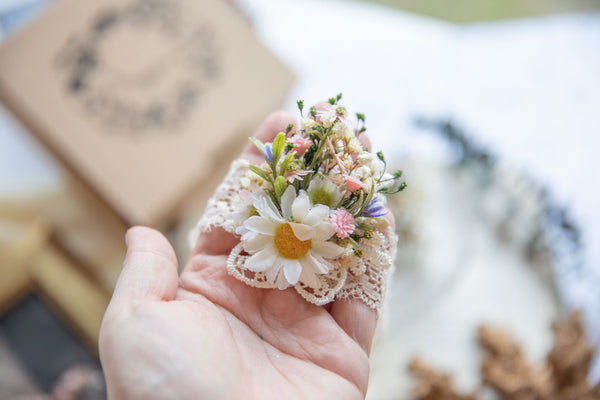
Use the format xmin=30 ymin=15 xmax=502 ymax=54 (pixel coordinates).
xmin=99 ymin=110 xmax=390 ymax=400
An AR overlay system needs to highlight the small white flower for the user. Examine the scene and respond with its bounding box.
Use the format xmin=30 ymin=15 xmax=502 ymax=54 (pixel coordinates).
xmin=356 ymin=152 xmax=385 ymax=176
xmin=354 ymin=165 xmax=371 ymax=179
xmin=332 ymin=120 xmax=354 ymax=140
xmin=301 ymin=117 xmax=317 ymax=132
xmin=318 ymin=108 xmax=337 ymax=128
xmin=330 ymin=173 xmax=345 ymax=186
xmin=239 ymin=186 xmax=344 ymax=289
xmin=232 ymin=190 xmax=255 ymax=225
xmin=357 ymin=151 xmax=375 ymax=165
xmin=347 ymin=137 xmax=363 ymax=154
xmin=307 ymin=175 xmax=345 ymax=208
xmin=372 ymin=158 xmax=385 ymax=177
xmin=232 ymin=182 xmax=262 ymax=225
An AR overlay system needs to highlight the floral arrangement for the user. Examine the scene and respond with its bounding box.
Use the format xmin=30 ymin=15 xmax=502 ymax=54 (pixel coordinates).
xmin=229 ymin=94 xmax=406 ymax=296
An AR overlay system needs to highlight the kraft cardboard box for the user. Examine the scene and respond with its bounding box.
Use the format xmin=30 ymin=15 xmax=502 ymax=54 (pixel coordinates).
xmin=0 ymin=0 xmax=293 ymax=227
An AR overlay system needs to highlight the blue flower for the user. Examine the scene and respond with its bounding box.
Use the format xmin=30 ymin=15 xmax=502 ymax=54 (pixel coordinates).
xmin=362 ymin=198 xmax=387 ymax=218
xmin=260 ymin=142 xmax=273 ymax=162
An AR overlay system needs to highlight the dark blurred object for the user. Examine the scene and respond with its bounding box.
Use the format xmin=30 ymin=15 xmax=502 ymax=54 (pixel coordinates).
xmin=0 ymin=295 xmax=99 ymax=392
xmin=414 ymin=117 xmax=495 ymax=174
xmin=4 ymin=394 xmax=51 ymax=400
xmin=415 ymin=117 xmax=581 ymax=282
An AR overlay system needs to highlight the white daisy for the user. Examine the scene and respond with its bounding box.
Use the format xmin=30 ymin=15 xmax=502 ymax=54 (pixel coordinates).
xmin=239 ymin=186 xmax=344 ymax=289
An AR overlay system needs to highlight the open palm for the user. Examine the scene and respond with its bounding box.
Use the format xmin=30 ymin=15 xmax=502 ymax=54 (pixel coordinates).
xmin=99 ymin=111 xmax=379 ymax=400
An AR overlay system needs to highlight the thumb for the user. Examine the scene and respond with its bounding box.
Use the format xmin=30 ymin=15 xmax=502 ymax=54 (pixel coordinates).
xmin=110 ymin=226 xmax=179 ymax=310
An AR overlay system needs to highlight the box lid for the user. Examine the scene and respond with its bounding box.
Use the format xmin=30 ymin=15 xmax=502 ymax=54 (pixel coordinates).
xmin=0 ymin=0 xmax=293 ymax=226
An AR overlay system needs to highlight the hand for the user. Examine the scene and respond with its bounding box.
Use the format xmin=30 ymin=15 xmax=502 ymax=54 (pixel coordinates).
xmin=99 ymin=111 xmax=380 ymax=400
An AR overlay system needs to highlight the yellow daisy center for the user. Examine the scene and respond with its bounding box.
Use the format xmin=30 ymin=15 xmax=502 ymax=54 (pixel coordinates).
xmin=274 ymin=223 xmax=311 ymax=259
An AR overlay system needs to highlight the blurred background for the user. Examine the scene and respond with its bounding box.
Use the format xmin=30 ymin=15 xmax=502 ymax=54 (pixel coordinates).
xmin=1 ymin=0 xmax=599 ymax=398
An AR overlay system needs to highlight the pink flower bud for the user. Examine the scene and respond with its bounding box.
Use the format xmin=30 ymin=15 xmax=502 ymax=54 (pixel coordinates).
xmin=288 ymin=136 xmax=312 ymax=155
xmin=344 ymin=175 xmax=367 ymax=193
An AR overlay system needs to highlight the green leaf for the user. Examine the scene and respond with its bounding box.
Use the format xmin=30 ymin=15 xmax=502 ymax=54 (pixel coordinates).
xmin=359 ymin=181 xmax=376 ymax=215
xmin=247 ymin=165 xmax=271 ymax=183
xmin=274 ymin=176 xmax=287 ymax=197
xmin=271 ymin=132 xmax=286 ymax=165
xmin=349 ymin=191 xmax=365 ymax=216
xmin=379 ymin=181 xmax=407 ymax=194
xmin=266 ymin=189 xmax=280 ymax=209
xmin=377 ymin=151 xmax=387 ymax=179
xmin=280 ymin=153 xmax=294 ymax=175
xmin=312 ymin=125 xmax=323 ymax=135
xmin=248 ymin=137 xmax=264 ymax=155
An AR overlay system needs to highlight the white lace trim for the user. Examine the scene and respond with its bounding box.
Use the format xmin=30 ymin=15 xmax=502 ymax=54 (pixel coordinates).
xmin=190 ymin=159 xmax=398 ymax=313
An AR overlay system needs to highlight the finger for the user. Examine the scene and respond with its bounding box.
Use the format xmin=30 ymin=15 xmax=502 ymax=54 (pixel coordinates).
xmin=109 ymin=226 xmax=179 ymax=309
xmin=193 ymin=226 xmax=240 ymax=255
xmin=330 ymin=299 xmax=377 ymax=355
xmin=192 ymin=111 xmax=296 ymax=257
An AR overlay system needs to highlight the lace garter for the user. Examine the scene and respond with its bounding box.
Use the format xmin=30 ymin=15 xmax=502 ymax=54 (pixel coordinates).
xmin=189 ymin=159 xmax=397 ymax=313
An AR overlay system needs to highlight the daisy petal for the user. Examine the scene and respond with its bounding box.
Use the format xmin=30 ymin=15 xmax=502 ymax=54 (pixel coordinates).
xmin=299 ymin=264 xmax=322 ymax=289
xmin=265 ymin=264 xmax=281 ymax=284
xmin=240 ymin=230 xmax=257 ymax=242
xmin=312 ymin=241 xmax=345 ymax=259
xmin=243 ymin=234 xmax=272 ymax=253
xmin=280 ymin=185 xmax=295 ymax=219
xmin=304 ymin=253 xmax=330 ymax=274
xmin=292 ymin=190 xmax=310 ymax=221
xmin=283 ymin=259 xmax=302 ymax=285
xmin=254 ymin=196 xmax=283 ymax=222
xmin=244 ymin=216 xmax=277 ymax=235
xmin=313 ymin=222 xmax=336 ymax=241
xmin=303 ymin=204 xmax=330 ymax=226
xmin=289 ymin=222 xmax=315 ymax=241
xmin=246 ymin=247 xmax=277 ymax=272
xmin=276 ymin=269 xmax=291 ymax=289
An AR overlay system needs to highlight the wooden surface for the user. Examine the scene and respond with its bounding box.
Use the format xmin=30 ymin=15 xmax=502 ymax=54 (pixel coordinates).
xmin=0 ymin=190 xmax=114 ymax=353
xmin=30 ymin=245 xmax=111 ymax=352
